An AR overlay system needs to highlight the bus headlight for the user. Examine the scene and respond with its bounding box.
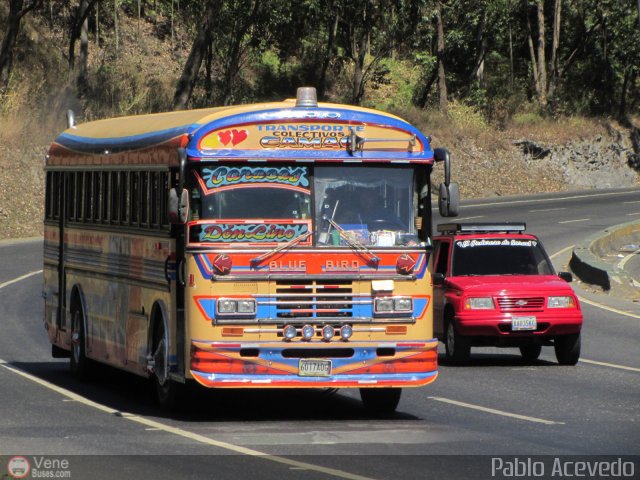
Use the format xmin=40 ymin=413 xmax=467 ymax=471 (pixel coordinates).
xmin=237 ymin=300 xmax=256 ymax=314
xmin=217 ymin=299 xmax=237 ymax=314
xmin=374 ymin=298 xmax=394 ymax=313
xmin=216 ymin=298 xmax=257 ymax=317
xmin=374 ymin=297 xmax=413 ymax=315
xmin=301 ymin=324 xmax=315 ymax=340
xmin=283 ymin=324 xmax=297 ymax=340
xmin=322 ymin=325 xmax=335 ymax=341
xmin=340 ymin=325 xmax=353 ymax=341
xmin=394 ymin=297 xmax=413 ymax=312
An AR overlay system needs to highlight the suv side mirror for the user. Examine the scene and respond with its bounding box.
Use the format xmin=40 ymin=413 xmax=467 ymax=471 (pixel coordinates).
xmin=433 ymin=272 xmax=445 ymax=286
xmin=558 ymin=271 xmax=573 ymax=282
xmin=168 ymin=188 xmax=189 ymax=224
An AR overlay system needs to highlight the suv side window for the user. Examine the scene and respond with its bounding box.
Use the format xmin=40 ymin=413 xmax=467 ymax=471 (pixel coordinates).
xmin=435 ymin=240 xmax=451 ymax=275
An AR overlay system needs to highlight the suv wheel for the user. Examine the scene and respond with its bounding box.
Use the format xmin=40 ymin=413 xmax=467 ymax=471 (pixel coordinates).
xmin=445 ymin=317 xmax=471 ymax=364
xmin=555 ymin=333 xmax=581 ymax=365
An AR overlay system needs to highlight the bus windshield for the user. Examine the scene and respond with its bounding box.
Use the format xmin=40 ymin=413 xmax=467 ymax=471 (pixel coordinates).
xmin=315 ymin=166 xmax=419 ymax=247
xmin=188 ymin=164 xmax=419 ymax=247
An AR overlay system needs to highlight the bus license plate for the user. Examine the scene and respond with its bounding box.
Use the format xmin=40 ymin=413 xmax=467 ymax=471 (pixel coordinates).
xmin=298 ymin=359 xmax=332 ymax=377
xmin=511 ymin=316 xmax=537 ymax=331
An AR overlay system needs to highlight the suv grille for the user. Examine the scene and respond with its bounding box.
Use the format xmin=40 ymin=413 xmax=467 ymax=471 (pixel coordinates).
xmin=497 ymin=296 xmax=545 ymax=312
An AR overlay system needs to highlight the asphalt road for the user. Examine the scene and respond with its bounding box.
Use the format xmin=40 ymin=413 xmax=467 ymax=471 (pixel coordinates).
xmin=1 ymin=187 xmax=639 ymax=480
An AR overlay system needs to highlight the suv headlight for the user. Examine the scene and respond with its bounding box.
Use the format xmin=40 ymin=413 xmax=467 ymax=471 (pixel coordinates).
xmin=465 ymin=297 xmax=495 ymax=310
xmin=548 ymin=296 xmax=575 ymax=308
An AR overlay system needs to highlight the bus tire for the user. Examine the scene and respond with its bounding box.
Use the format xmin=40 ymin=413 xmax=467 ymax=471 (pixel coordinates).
xmin=555 ymin=333 xmax=581 ymax=366
xmin=445 ymin=316 xmax=470 ymax=365
xmin=360 ymin=388 xmax=401 ymax=415
xmin=70 ymin=305 xmax=91 ymax=380
xmin=519 ymin=344 xmax=542 ymax=362
xmin=151 ymin=316 xmax=182 ymax=411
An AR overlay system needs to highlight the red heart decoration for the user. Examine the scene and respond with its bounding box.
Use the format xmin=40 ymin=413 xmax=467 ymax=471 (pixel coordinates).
xmin=231 ymin=129 xmax=248 ymax=145
xmin=218 ymin=130 xmax=232 ymax=146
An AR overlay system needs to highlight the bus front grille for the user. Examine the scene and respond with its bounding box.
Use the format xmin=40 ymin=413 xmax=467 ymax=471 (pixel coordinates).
xmin=269 ymin=280 xmax=360 ymax=321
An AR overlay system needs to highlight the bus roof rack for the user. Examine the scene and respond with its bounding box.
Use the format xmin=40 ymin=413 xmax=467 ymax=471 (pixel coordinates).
xmin=437 ymin=222 xmax=527 ymax=234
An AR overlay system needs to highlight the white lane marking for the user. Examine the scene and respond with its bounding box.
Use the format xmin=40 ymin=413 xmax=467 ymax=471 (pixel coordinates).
xmin=454 ymin=215 xmax=485 ymax=221
xmin=617 ymin=247 xmax=640 ymax=270
xmin=428 ymin=396 xmax=564 ymax=425
xmin=575 ymin=296 xmax=640 ymax=320
xmin=460 ymin=191 xmax=636 ymax=208
xmin=549 ymin=245 xmax=574 ymax=260
xmin=558 ymin=218 xmax=590 ymax=224
xmin=580 ymin=359 xmax=640 ymax=373
xmin=0 ymin=270 xmax=42 ymax=290
xmin=528 ymin=208 xmax=566 ymax=213
xmin=622 ymin=200 xmax=640 ymax=204
xmin=626 ymin=212 xmax=640 ymax=216
xmin=0 ymin=360 xmax=375 ymax=480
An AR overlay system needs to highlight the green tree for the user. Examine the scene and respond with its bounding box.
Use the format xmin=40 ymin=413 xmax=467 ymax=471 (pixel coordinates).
xmin=0 ymin=0 xmax=43 ymax=92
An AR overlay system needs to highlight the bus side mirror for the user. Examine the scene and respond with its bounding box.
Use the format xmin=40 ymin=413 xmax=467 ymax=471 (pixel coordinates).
xmin=433 ymin=272 xmax=445 ymax=286
xmin=438 ymin=182 xmax=459 ymax=217
xmin=168 ymin=188 xmax=189 ymax=224
xmin=434 ymin=148 xmax=459 ymax=217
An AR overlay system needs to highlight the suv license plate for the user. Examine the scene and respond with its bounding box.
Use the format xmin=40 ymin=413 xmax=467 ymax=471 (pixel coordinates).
xmin=511 ymin=316 xmax=537 ymax=331
xmin=298 ymin=359 xmax=332 ymax=377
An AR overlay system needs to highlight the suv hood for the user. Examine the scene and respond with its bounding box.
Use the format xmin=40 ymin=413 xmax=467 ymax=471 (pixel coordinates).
xmin=445 ymin=275 xmax=575 ymax=295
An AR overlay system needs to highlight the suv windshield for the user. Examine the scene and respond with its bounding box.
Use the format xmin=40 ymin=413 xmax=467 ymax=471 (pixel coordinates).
xmin=452 ymin=238 xmax=554 ymax=276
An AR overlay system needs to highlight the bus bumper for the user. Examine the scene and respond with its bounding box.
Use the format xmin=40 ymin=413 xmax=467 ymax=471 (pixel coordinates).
xmin=189 ymin=340 xmax=438 ymax=388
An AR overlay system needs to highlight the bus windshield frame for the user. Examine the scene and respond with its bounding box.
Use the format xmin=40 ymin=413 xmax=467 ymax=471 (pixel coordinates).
xmin=187 ymin=163 xmax=421 ymax=248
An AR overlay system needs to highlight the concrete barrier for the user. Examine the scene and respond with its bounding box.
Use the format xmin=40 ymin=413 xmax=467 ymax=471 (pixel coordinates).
xmin=570 ymin=220 xmax=640 ymax=293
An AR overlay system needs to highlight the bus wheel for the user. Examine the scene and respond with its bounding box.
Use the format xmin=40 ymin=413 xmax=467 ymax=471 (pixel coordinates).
xmin=554 ymin=333 xmax=581 ymax=366
xmin=70 ymin=306 xmax=91 ymax=380
xmin=445 ymin=316 xmax=470 ymax=365
xmin=152 ymin=319 xmax=181 ymax=410
xmin=519 ymin=344 xmax=542 ymax=362
xmin=360 ymin=388 xmax=401 ymax=415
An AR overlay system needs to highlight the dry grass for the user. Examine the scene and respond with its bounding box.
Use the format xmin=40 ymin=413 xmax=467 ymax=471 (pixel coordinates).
xmin=0 ymin=112 xmax=47 ymax=239
xmin=506 ymin=113 xmax=606 ymax=144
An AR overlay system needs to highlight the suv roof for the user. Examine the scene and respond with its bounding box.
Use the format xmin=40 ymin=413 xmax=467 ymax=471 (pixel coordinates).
xmin=437 ymin=222 xmax=527 ymax=235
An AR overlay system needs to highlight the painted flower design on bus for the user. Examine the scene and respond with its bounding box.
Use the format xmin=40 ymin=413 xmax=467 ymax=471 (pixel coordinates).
xmin=199 ymin=222 xmax=309 ymax=243
xmin=201 ymin=166 xmax=309 ymax=190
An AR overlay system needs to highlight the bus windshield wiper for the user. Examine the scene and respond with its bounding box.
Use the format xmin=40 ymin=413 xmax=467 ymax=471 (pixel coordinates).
xmin=323 ymin=215 xmax=380 ymax=267
xmin=250 ymin=230 xmax=312 ymax=268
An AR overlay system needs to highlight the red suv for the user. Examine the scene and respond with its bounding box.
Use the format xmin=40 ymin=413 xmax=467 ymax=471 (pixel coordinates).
xmin=432 ymin=223 xmax=583 ymax=365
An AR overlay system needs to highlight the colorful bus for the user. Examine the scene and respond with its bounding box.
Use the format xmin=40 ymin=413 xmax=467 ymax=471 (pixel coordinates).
xmin=43 ymin=87 xmax=458 ymax=412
